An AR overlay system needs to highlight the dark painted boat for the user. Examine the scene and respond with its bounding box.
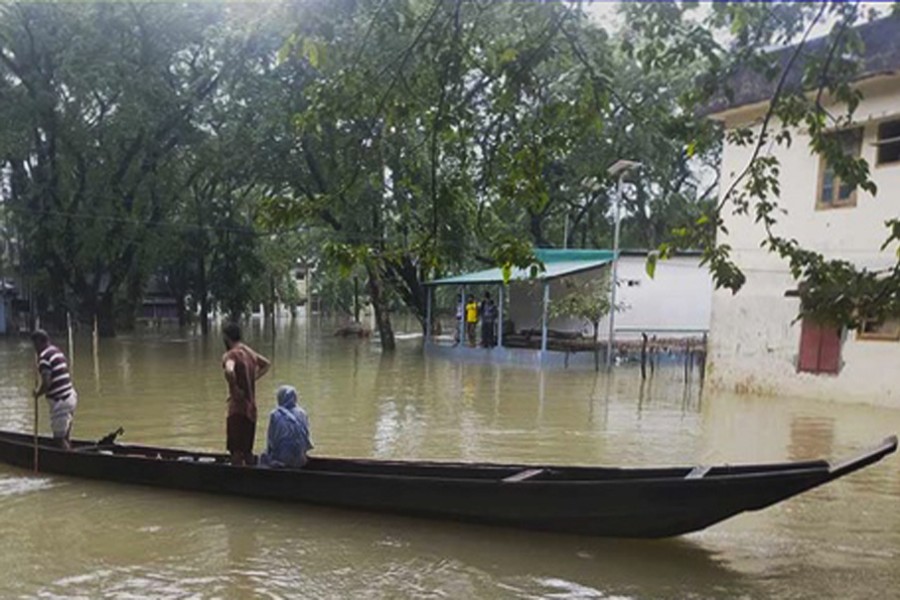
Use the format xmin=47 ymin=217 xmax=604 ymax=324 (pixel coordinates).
xmin=0 ymin=429 xmax=894 ymax=538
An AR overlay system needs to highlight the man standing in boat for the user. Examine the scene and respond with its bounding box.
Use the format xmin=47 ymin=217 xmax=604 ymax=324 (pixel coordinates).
xmin=222 ymin=322 xmax=271 ymax=466
xmin=31 ymin=329 xmax=77 ymax=450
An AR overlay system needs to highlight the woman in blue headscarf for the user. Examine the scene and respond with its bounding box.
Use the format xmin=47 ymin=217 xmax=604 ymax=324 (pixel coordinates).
xmin=260 ymin=385 xmax=313 ymax=468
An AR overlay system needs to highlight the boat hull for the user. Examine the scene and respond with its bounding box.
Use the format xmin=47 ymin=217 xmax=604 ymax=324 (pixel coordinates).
xmin=0 ymin=430 xmax=894 ymax=538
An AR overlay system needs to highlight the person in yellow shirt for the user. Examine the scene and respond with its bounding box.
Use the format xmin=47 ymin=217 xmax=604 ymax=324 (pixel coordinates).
xmin=465 ymin=295 xmax=479 ymax=347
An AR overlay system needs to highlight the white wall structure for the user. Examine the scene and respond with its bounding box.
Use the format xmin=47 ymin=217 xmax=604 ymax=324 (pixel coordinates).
xmin=507 ymin=254 xmax=712 ymax=340
xmin=708 ymin=66 xmax=900 ymax=407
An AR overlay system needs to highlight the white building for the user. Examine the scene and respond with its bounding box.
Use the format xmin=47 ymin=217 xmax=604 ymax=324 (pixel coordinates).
xmin=705 ymin=17 xmax=900 ymax=407
xmin=507 ymin=252 xmax=711 ymax=340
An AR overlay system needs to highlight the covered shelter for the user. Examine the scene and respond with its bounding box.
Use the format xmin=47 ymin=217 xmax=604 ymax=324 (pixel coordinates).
xmin=424 ymin=249 xmax=614 ymax=359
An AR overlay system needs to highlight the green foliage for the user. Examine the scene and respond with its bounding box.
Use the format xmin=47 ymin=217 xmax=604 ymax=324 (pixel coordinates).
xmin=489 ymin=238 xmax=544 ymax=284
xmin=0 ymin=2 xmax=305 ymax=331
xmin=6 ymin=0 xmax=856 ymax=339
xmin=548 ymin=273 xmax=612 ymax=342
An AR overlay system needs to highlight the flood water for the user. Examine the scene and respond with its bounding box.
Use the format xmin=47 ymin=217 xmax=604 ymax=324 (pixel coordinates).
xmin=0 ymin=318 xmax=898 ymax=599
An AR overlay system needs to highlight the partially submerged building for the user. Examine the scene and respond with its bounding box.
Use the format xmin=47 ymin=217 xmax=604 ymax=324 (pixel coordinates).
xmin=703 ymin=16 xmax=900 ymax=406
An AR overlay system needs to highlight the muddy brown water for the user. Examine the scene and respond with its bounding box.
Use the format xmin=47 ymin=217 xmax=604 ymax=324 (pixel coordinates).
xmin=0 ymin=319 xmax=897 ymax=598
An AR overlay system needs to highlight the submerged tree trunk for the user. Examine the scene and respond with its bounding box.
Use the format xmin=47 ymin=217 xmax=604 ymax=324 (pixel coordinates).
xmin=366 ymin=262 xmax=395 ymax=352
xmin=97 ymin=292 xmax=116 ymax=337
xmin=353 ymin=276 xmax=360 ymax=323
xmin=264 ymin=275 xmax=276 ymax=321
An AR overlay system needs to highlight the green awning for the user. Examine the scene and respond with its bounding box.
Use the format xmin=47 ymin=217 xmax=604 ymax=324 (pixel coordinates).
xmin=426 ymin=249 xmax=615 ymax=286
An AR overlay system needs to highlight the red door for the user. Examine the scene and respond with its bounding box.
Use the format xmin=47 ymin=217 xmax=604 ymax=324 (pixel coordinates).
xmin=798 ymin=319 xmax=841 ymax=374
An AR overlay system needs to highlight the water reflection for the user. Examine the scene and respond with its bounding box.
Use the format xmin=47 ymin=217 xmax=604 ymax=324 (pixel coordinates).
xmin=788 ymin=416 xmax=835 ymax=460
xmin=12 ymin=477 xmax=753 ymax=599
xmin=0 ymin=319 xmax=898 ymax=598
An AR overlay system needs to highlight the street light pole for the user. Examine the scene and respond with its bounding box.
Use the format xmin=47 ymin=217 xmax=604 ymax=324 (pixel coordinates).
xmin=606 ymin=160 xmax=641 ymax=369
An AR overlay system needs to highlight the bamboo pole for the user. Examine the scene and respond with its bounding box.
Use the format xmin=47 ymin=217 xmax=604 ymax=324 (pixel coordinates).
xmin=684 ymin=338 xmax=692 ymax=383
xmin=699 ymin=333 xmax=708 ymax=385
xmin=32 ymin=355 xmax=39 ymax=473
xmin=67 ymin=311 xmax=74 ymax=369
xmin=640 ymin=332 xmax=648 ymax=380
xmin=93 ymin=315 xmax=100 ymax=391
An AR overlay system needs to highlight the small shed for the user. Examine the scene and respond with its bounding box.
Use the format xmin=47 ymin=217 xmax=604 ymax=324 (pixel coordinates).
xmin=425 ymin=249 xmax=614 ymax=354
xmin=424 ymin=249 xmax=712 ymax=366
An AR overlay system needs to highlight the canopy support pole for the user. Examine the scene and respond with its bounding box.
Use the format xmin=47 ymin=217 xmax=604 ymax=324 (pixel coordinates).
xmin=541 ymin=281 xmax=550 ymax=361
xmin=459 ymin=285 xmax=466 ymax=346
xmin=497 ymin=285 xmax=504 ymax=348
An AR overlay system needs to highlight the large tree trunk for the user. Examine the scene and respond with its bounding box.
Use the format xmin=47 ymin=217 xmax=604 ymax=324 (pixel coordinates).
xmin=383 ymin=255 xmax=427 ymax=334
xmin=176 ymin=292 xmax=188 ymax=328
xmin=366 ymin=262 xmax=395 ymax=352
xmin=97 ymin=292 xmax=116 ymax=337
xmin=116 ymin=274 xmax=144 ymax=333
xmin=264 ymin=275 xmax=276 ymax=321
xmin=75 ymin=290 xmax=116 ymax=337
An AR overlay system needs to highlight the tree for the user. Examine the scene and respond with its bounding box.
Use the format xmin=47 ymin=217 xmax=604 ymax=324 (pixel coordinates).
xmin=549 ymin=273 xmax=613 ymax=345
xmin=266 ymin=0 xmax=717 ymax=349
xmin=0 ymin=2 xmax=231 ymax=334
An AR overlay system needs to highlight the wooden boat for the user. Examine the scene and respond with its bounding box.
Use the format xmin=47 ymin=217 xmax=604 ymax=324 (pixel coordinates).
xmin=0 ymin=429 xmax=894 ymax=538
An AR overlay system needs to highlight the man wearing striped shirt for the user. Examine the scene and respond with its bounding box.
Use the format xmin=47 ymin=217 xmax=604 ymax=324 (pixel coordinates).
xmin=31 ymin=329 xmax=78 ymax=450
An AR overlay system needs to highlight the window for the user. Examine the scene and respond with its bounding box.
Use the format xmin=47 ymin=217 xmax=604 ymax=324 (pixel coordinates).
xmin=294 ymin=270 xmax=306 ymax=281
xmin=816 ymin=127 xmax=862 ymax=210
xmin=876 ymin=120 xmax=900 ymax=166
xmin=857 ymin=318 xmax=900 ymax=341
xmin=797 ymin=318 xmax=842 ymax=374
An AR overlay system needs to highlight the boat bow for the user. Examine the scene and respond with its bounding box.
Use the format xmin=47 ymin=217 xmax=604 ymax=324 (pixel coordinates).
xmin=828 ymin=435 xmax=898 ymax=479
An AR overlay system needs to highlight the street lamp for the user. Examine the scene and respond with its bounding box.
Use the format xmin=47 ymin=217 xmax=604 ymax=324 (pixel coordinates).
xmin=606 ymin=159 xmax=641 ymax=369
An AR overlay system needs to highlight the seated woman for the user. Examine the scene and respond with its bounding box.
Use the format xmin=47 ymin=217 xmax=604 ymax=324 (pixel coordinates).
xmin=260 ymin=385 xmax=313 ymax=468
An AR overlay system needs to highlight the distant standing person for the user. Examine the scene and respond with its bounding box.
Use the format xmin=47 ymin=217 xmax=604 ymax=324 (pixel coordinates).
xmin=222 ymin=322 xmax=271 ymax=466
xmin=31 ymin=329 xmax=77 ymax=450
xmin=481 ymin=293 xmax=498 ymax=347
xmin=454 ymin=294 xmax=463 ymax=345
xmin=465 ymin=295 xmax=479 ymax=347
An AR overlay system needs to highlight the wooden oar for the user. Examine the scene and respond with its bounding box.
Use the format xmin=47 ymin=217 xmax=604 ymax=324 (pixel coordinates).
xmin=32 ymin=349 xmax=41 ymax=473
xmin=32 ymin=392 xmax=39 ymax=473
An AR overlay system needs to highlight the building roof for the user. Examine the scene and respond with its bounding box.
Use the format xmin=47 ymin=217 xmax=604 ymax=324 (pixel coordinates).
xmin=426 ymin=249 xmax=615 ymax=287
xmin=702 ymin=15 xmax=900 ymax=118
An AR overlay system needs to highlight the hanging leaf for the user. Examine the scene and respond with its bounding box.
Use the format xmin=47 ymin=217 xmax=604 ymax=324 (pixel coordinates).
xmin=302 ymin=38 xmax=323 ymax=68
xmin=645 ymin=251 xmax=658 ymax=279
xmin=686 ymin=140 xmax=697 ymax=157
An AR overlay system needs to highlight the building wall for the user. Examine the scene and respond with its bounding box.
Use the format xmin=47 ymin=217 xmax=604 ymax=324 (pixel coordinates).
xmin=709 ymin=75 xmax=900 ymax=407
xmin=507 ymin=255 xmax=712 ymax=339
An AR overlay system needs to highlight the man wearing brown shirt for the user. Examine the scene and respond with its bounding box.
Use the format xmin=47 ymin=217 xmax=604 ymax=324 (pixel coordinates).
xmin=222 ymin=322 xmax=271 ymax=466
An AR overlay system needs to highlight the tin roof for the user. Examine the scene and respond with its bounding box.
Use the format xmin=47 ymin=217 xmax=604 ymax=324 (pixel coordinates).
xmin=702 ymin=15 xmax=900 ymax=118
xmin=426 ymin=249 xmax=615 ymax=286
